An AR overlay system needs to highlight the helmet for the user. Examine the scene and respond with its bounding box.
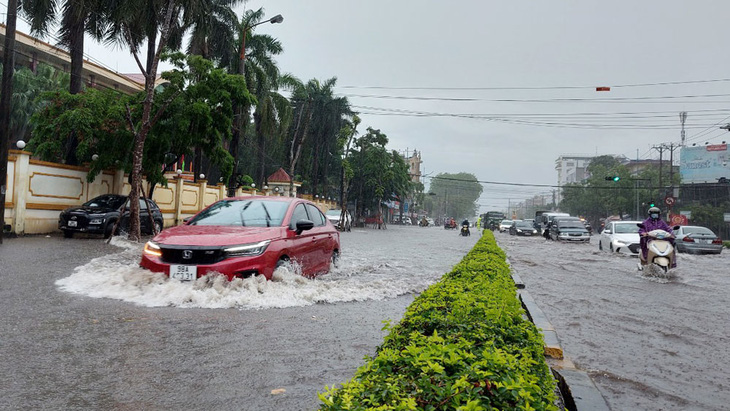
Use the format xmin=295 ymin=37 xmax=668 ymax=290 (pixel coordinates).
xmin=648 ymin=206 xmax=660 ymax=214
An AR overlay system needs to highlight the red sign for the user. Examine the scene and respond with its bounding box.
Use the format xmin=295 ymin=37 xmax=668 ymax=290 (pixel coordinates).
xmin=664 ymin=196 xmax=675 ymax=206
xmin=669 ymin=214 xmax=688 ymax=226
xmin=596 ymin=86 xmax=611 ymax=91
xmin=706 ymin=144 xmax=728 ymax=152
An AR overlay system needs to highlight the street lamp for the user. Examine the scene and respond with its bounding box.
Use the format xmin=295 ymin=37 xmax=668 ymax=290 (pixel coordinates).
xmin=239 ymin=14 xmax=284 ymax=74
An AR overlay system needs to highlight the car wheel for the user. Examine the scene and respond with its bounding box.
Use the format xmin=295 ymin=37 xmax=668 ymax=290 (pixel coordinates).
xmin=153 ymin=220 xmax=163 ymax=234
xmin=63 ymin=230 xmax=73 ymax=238
xmin=598 ymin=241 xmax=603 ymax=250
xmin=103 ymin=221 xmax=117 ymax=239
xmin=276 ymin=257 xmax=290 ymax=269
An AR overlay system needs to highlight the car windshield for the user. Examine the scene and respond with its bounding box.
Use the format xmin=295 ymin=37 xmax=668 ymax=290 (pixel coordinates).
xmin=684 ymin=226 xmax=714 ymax=235
xmin=614 ymin=223 xmax=640 ymax=234
xmin=516 ymin=222 xmax=533 ymax=229
xmin=501 ymin=220 xmax=513 ymax=226
xmin=325 ymin=210 xmax=341 ymax=216
xmin=83 ymin=195 xmax=125 ymax=209
xmin=188 ymin=199 xmax=289 ymax=227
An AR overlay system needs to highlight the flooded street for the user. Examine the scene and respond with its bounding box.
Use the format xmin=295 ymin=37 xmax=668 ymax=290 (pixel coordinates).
xmin=0 ymin=226 xmax=477 ymax=410
xmin=497 ymin=232 xmax=730 ymax=411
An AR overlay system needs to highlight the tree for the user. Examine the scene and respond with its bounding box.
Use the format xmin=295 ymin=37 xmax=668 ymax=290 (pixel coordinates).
xmin=105 ymin=0 xmax=189 ymax=240
xmin=22 ymin=0 xmax=107 ymax=165
xmin=185 ymin=0 xmax=242 ymax=62
xmin=0 ymin=63 xmax=70 ymax=145
xmin=428 ymin=173 xmax=483 ymax=220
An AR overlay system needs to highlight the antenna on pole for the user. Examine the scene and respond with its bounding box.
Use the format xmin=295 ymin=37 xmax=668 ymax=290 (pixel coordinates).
xmin=680 ymin=111 xmax=687 ymax=146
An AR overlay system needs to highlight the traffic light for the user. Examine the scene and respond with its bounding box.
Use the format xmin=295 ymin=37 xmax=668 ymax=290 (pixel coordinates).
xmin=604 ymin=176 xmax=620 ymax=182
xmin=649 ymin=202 xmax=656 ymax=208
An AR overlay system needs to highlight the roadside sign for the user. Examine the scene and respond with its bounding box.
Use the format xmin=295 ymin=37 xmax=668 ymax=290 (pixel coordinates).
xmin=680 ymin=210 xmax=692 ymax=219
xmin=669 ymin=214 xmax=688 ymax=226
xmin=724 ymin=213 xmax=730 ymax=223
xmin=664 ymin=196 xmax=675 ymax=206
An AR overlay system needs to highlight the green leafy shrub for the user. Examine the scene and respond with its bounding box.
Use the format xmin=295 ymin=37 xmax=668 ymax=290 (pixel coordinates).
xmin=724 ymin=241 xmax=730 ymax=249
xmin=318 ymin=231 xmax=557 ymax=410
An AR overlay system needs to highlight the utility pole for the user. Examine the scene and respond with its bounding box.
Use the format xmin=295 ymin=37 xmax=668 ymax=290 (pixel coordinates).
xmin=0 ymin=0 xmax=19 ymax=244
xmin=680 ymin=112 xmax=687 ymax=147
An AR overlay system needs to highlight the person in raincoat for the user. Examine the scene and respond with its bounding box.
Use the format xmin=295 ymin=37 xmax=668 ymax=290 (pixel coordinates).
xmin=476 ymin=216 xmax=482 ymax=234
xmin=638 ymin=206 xmax=677 ymax=269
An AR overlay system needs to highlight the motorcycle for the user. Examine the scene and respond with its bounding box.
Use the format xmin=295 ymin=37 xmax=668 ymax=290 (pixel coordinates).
xmin=460 ymin=224 xmax=471 ymax=236
xmin=637 ymin=224 xmax=677 ymax=273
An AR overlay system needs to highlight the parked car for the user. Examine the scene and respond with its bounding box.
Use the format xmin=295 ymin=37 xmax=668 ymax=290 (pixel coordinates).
xmin=59 ymin=194 xmax=163 ymax=238
xmin=598 ymin=220 xmax=642 ymax=254
xmin=141 ymin=196 xmax=340 ymax=281
xmin=550 ymin=219 xmax=590 ymax=242
xmin=325 ymin=209 xmax=352 ymax=231
xmin=509 ymin=220 xmax=539 ymax=236
xmin=498 ymin=219 xmax=514 ymax=233
xmin=674 ymin=226 xmax=723 ymax=254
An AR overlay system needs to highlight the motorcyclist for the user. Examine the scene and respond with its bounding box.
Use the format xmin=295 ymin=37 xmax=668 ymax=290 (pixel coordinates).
xmin=638 ymin=206 xmax=676 ymax=269
xmin=420 ymin=216 xmax=428 ymax=227
xmin=461 ymin=219 xmax=470 ymax=235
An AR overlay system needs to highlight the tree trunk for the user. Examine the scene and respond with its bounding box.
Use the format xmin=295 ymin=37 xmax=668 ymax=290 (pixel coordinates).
xmin=64 ymin=19 xmax=85 ymax=165
xmin=254 ymin=111 xmax=265 ymax=186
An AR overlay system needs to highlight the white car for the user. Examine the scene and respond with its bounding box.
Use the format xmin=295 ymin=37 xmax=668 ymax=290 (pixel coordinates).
xmin=325 ymin=209 xmax=352 ymax=231
xmin=599 ymin=220 xmax=642 ymax=254
xmin=498 ymin=220 xmax=514 ymax=233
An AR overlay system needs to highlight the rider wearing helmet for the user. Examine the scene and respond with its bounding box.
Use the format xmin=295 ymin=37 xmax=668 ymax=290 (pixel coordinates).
xmin=638 ymin=206 xmax=676 ymax=268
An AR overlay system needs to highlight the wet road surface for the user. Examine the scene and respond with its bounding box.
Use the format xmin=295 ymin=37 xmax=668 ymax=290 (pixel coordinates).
xmin=497 ymin=232 xmax=730 ymax=411
xmin=0 ymin=226 xmax=477 ymax=410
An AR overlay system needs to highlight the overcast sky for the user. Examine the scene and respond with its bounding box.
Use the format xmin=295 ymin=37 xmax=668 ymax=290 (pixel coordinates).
xmin=8 ymin=0 xmax=730 ymax=212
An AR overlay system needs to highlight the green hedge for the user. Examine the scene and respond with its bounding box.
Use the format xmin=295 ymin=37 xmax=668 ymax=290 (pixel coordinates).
xmin=724 ymin=241 xmax=730 ymax=249
xmin=318 ymin=231 xmax=558 ymax=410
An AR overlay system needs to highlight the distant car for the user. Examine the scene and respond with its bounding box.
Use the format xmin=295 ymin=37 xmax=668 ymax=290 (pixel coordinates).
xmin=426 ymin=217 xmax=435 ymax=226
xmin=674 ymin=226 xmax=723 ymax=254
xmin=598 ymin=220 xmax=642 ymax=253
xmin=550 ymin=219 xmax=590 ymax=242
xmin=141 ymin=196 xmax=341 ymax=281
xmin=325 ymin=209 xmax=352 ymax=231
xmin=59 ymin=194 xmax=163 ymax=238
xmin=509 ymin=220 xmax=539 ymax=236
xmin=498 ymin=220 xmax=514 ymax=233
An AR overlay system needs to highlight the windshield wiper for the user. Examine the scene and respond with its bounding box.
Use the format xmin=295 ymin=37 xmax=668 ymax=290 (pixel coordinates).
xmin=261 ymin=204 xmax=272 ymax=227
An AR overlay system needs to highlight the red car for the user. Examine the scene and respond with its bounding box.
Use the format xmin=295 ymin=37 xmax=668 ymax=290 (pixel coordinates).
xmin=141 ymin=196 xmax=340 ymax=281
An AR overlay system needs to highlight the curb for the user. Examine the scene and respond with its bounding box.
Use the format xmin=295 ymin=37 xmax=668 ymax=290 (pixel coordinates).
xmin=516 ymin=287 xmax=610 ymax=411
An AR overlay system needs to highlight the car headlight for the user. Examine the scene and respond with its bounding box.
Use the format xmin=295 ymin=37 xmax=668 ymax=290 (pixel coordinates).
xmin=613 ymin=240 xmax=628 ymax=246
xmin=533 ymin=230 xmax=538 ymax=234
xmin=224 ymin=240 xmax=271 ymax=258
xmin=516 ymin=229 xmax=523 ymax=233
xmin=143 ymin=241 xmax=162 ymax=257
xmin=89 ymin=218 xmax=104 ymax=225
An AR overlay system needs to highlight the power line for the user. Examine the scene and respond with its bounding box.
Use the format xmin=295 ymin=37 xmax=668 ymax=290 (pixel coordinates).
xmin=343 ymin=92 xmax=730 ymax=103
xmin=339 ymin=77 xmax=730 ymax=91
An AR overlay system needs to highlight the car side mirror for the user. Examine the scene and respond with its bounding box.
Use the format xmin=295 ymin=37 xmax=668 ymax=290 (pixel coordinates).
xmin=295 ymin=219 xmax=314 ymax=235
xmin=603 ymin=229 xmax=611 ymax=234
xmin=183 ymin=216 xmax=192 ymax=224
xmin=673 ymin=225 xmax=681 ymax=231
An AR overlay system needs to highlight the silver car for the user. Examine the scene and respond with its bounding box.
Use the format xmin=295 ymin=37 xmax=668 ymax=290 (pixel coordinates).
xmin=675 ymin=226 xmax=723 ymax=254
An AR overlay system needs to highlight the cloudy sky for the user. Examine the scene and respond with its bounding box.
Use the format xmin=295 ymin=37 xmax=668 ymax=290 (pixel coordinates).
xmin=8 ymin=0 xmax=730 ymax=212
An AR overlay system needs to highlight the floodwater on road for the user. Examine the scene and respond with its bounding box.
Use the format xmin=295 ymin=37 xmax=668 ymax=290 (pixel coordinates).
xmin=497 ymin=232 xmax=730 ymax=411
xmin=0 ymin=226 xmax=477 ymax=410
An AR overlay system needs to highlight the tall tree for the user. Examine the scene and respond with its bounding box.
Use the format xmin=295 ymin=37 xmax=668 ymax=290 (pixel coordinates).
xmin=22 ymin=0 xmax=107 ymax=164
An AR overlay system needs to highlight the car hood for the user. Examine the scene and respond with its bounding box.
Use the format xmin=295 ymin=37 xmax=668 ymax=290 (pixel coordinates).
xmin=152 ymin=225 xmax=281 ymax=247
xmin=63 ymin=206 xmax=117 ymax=214
xmin=610 ymin=233 xmax=639 ymax=243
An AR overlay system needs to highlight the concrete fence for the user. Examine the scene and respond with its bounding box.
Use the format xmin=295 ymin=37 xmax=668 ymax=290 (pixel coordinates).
xmin=3 ymin=150 xmax=338 ymax=235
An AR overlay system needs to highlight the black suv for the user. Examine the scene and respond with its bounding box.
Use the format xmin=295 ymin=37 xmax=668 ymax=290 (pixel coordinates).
xmin=59 ymin=194 xmax=164 ymax=238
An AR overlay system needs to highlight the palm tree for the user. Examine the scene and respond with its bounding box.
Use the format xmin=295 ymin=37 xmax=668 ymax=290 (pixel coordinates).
xmin=22 ymin=0 xmax=107 ymax=164
xmin=185 ymin=0 xmax=242 ymax=63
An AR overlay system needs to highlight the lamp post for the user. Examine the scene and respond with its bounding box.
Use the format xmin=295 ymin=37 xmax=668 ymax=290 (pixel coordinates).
xmin=228 ymin=13 xmax=283 ymax=197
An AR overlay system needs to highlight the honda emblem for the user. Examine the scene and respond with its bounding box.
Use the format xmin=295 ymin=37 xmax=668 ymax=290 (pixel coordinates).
xmin=182 ymin=250 xmax=193 ymax=259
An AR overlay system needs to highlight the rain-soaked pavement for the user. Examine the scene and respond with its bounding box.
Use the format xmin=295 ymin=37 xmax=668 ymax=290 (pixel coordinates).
xmin=0 ymin=226 xmax=478 ymax=410
xmin=497 ymin=232 xmax=730 ymax=411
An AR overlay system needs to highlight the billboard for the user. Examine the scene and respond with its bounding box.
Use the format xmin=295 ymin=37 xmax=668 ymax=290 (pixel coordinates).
xmin=679 ymin=144 xmax=729 ymax=183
